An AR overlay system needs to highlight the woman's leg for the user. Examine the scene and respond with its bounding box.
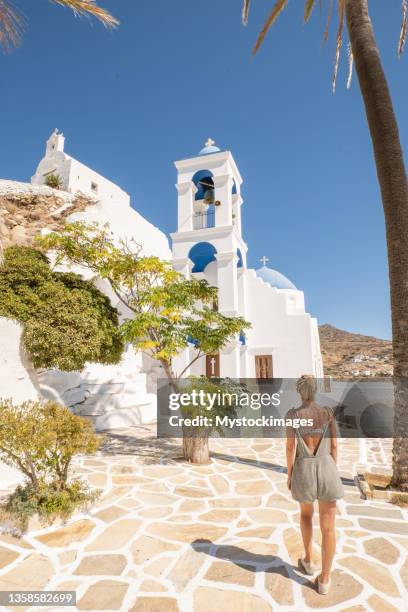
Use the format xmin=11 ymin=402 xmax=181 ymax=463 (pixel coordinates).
xmin=318 ymin=500 xmax=337 ymax=583
xmin=299 ymin=502 xmax=314 ymax=563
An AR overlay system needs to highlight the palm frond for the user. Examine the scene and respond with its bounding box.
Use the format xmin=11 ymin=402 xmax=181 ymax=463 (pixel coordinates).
xmin=398 ymin=0 xmax=407 ymax=57
xmin=51 ymin=0 xmax=119 ymax=28
xmin=347 ymin=41 xmax=353 ymax=89
xmin=0 ymin=1 xmax=24 ymax=51
xmin=332 ymin=0 xmax=345 ymax=93
xmin=242 ymin=0 xmax=251 ymax=25
xmin=323 ymin=0 xmax=333 ymax=43
xmin=253 ymin=0 xmax=289 ymax=55
xmin=304 ymin=0 xmax=316 ymax=23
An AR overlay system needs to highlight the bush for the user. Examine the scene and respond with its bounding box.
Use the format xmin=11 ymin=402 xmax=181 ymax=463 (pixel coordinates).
xmin=179 ymin=376 xmax=242 ymax=434
xmin=0 ymin=246 xmax=124 ymax=370
xmin=44 ymin=174 xmax=63 ymax=189
xmin=1 ymin=480 xmax=99 ymax=532
xmin=390 ymin=492 xmax=408 ymax=507
xmin=0 ymin=399 xmax=101 ymax=489
xmin=0 ymin=400 xmax=102 ymax=531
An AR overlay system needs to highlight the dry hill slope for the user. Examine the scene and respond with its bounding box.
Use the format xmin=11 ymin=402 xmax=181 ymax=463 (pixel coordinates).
xmin=319 ymin=324 xmax=392 ymax=378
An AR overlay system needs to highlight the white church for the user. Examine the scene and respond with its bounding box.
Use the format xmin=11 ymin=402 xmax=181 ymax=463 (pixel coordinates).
xmin=30 ymin=130 xmax=323 ymax=382
xmin=171 ymin=139 xmax=323 ymax=380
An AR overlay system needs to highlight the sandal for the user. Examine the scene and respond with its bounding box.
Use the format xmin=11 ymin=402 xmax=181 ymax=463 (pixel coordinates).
xmin=298 ymin=557 xmax=318 ymax=575
xmin=315 ymin=574 xmax=330 ymax=595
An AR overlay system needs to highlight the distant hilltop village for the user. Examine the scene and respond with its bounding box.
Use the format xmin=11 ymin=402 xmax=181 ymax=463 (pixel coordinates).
xmin=319 ymin=324 xmax=393 ymax=378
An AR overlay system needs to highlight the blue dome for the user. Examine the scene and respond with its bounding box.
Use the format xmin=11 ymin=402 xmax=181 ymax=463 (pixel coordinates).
xmin=256 ymin=265 xmax=297 ymax=290
xmin=199 ymin=139 xmax=221 ymax=156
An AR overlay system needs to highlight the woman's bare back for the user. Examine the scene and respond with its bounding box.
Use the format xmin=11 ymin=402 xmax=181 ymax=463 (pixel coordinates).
xmin=292 ymin=402 xmax=334 ymax=456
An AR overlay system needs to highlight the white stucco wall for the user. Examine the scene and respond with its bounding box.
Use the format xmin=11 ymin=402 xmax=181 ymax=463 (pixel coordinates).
xmin=0 ymin=319 xmax=37 ymax=490
xmin=31 ymin=130 xmax=130 ymax=208
xmin=68 ymin=199 xmax=171 ymax=260
xmin=32 ymin=131 xmax=171 ymax=261
xmin=242 ymin=269 xmax=318 ymax=377
xmin=0 ymin=318 xmax=39 ymax=403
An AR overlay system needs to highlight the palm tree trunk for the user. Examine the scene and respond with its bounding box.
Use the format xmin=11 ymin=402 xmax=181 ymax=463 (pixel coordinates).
xmin=346 ymin=0 xmax=408 ymax=490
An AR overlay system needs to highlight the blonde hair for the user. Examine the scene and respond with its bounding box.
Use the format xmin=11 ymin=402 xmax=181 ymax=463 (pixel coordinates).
xmin=296 ymin=375 xmax=317 ymax=401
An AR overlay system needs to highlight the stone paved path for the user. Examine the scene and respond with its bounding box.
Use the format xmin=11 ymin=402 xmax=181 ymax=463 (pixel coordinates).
xmin=0 ymin=429 xmax=407 ymax=611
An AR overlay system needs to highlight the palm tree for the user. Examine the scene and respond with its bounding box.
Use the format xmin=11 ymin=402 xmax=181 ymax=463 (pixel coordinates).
xmin=243 ymin=0 xmax=408 ymax=491
xmin=0 ymin=0 xmax=117 ymax=49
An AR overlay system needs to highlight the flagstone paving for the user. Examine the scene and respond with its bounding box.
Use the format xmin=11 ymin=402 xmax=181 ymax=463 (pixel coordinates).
xmin=0 ymin=430 xmax=407 ymax=611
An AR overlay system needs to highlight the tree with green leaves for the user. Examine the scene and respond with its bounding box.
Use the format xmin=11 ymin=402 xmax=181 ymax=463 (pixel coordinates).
xmin=39 ymin=222 xmax=251 ymax=463
xmin=242 ymin=0 xmax=408 ymax=491
xmin=0 ymin=245 xmax=124 ymax=371
xmin=0 ymin=399 xmax=101 ymax=531
xmin=0 ymin=399 xmax=100 ymax=490
xmin=176 ymin=376 xmax=244 ymax=464
xmin=0 ymin=0 xmax=117 ymax=51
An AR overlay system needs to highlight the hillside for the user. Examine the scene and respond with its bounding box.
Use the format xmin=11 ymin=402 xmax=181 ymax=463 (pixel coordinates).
xmin=319 ymin=324 xmax=393 ymax=378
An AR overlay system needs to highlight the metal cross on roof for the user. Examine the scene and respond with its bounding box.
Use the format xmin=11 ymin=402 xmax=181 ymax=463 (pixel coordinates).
xmin=205 ymin=138 xmax=215 ymax=147
xmin=260 ymin=256 xmax=269 ymax=266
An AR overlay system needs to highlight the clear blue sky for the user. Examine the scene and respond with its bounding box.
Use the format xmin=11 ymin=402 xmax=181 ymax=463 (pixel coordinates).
xmin=2 ymin=1 xmax=407 ymax=340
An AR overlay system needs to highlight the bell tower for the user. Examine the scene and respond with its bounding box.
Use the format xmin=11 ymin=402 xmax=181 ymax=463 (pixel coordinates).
xmin=46 ymin=128 xmax=65 ymax=155
xmin=171 ymin=139 xmax=247 ymax=317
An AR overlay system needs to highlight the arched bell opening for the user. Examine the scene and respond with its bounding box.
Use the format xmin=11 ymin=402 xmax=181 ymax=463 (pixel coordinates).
xmin=192 ymin=170 xmax=216 ymax=229
xmin=192 ymin=170 xmax=215 ymax=203
xmin=188 ymin=242 xmax=217 ymax=273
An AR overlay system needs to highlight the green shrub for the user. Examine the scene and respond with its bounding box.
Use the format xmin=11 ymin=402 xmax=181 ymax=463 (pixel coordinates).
xmin=0 ymin=245 xmax=124 ymax=370
xmin=179 ymin=376 xmax=242 ymax=436
xmin=0 ymin=399 xmax=102 ymax=531
xmin=1 ymin=480 xmax=99 ymax=532
xmin=44 ymin=174 xmax=63 ymax=189
xmin=0 ymin=399 xmax=101 ymax=489
xmin=390 ymin=492 xmax=408 ymax=507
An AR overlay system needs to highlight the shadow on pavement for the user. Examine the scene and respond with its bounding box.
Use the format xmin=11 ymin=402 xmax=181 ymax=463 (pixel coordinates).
xmin=191 ymin=538 xmax=316 ymax=590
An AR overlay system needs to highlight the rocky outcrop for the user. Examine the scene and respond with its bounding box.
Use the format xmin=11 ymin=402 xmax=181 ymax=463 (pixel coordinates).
xmin=0 ymin=180 xmax=97 ymax=250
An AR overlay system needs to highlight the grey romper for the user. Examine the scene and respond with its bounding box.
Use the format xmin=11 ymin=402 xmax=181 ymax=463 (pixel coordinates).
xmin=290 ymin=409 xmax=344 ymax=504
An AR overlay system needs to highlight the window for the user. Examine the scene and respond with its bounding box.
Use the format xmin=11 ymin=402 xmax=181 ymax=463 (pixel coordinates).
xmin=91 ymin=182 xmax=98 ymax=193
xmin=255 ymin=355 xmax=273 ymax=379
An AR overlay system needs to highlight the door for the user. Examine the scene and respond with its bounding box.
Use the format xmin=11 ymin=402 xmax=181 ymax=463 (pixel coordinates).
xmin=255 ymin=355 xmax=273 ymax=379
xmin=206 ymin=353 xmax=220 ymax=378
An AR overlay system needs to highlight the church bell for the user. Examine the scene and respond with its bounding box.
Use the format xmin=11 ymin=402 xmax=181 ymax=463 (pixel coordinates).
xmin=203 ymin=188 xmax=215 ymax=205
